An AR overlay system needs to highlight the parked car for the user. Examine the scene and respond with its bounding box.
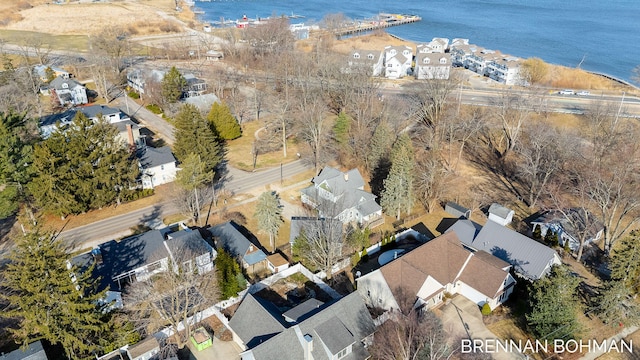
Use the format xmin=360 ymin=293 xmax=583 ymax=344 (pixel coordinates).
xmin=558 ymin=89 xmax=575 ymax=95
xmin=576 ymin=90 xmax=590 ymax=96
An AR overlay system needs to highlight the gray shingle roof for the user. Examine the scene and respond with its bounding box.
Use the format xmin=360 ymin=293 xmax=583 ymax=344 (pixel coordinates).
xmin=209 ymin=221 xmax=266 ymax=265
xmin=238 ymin=292 xmax=375 ymax=360
xmin=282 ymin=298 xmax=324 ymax=323
xmin=71 ymin=230 xmax=169 ymax=291
xmin=39 ymin=105 xmax=123 ymax=128
xmin=228 ymin=293 xmax=287 ymax=348
xmin=81 ymin=104 xmax=121 ymax=119
xmin=465 ymin=220 xmax=560 ymax=280
xmin=165 ymin=229 xmax=212 ymax=258
xmin=2 ymin=340 xmax=48 ymax=360
xmin=49 ymin=76 xmax=82 ymax=90
xmin=137 ymin=146 xmax=176 ymax=169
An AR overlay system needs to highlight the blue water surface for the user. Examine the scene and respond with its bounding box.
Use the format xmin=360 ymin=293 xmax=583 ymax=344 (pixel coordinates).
xmin=195 ymin=0 xmax=640 ymax=83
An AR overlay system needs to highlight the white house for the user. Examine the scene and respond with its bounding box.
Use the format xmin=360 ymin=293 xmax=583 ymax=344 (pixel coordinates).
xmin=300 ymin=167 xmax=383 ymax=227
xmin=137 ymin=146 xmax=178 ymax=189
xmin=486 ymin=56 xmax=523 ymax=85
xmin=384 ymin=45 xmax=413 ymax=79
xmin=49 ymin=76 xmax=88 ymax=106
xmin=347 ymin=49 xmax=384 ymax=76
xmin=531 ymin=208 xmax=604 ymax=252
xmin=356 ymin=232 xmax=516 ymax=312
xmin=415 ymin=52 xmax=451 ymax=80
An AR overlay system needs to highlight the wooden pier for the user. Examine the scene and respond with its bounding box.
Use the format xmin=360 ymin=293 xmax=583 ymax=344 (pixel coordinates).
xmin=334 ymin=13 xmax=421 ymax=37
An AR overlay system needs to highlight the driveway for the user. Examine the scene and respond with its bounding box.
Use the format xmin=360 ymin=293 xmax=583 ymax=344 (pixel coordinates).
xmin=439 ymin=296 xmax=521 ymax=360
xmin=187 ymin=337 xmax=242 ymax=360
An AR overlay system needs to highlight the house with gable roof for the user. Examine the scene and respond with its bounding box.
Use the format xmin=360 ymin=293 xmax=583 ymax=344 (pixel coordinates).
xmin=137 ymin=146 xmax=178 ymax=189
xmin=209 ymin=221 xmax=268 ymax=272
xmin=228 ymin=291 xmax=375 ymax=360
xmin=49 ymin=76 xmax=88 ymax=107
xmin=2 ymin=340 xmax=49 ymax=360
xmin=347 ymin=49 xmax=384 ymax=76
xmin=69 ymin=227 xmax=215 ymax=299
xmin=384 ymin=45 xmax=413 ymax=79
xmin=300 ymin=167 xmax=383 ymax=227
xmin=449 ymin=219 xmax=561 ymax=281
xmin=356 ymin=232 xmax=516 ymax=312
xmin=415 ymin=52 xmax=451 ymax=80
xmin=531 ymin=208 xmax=604 ymax=252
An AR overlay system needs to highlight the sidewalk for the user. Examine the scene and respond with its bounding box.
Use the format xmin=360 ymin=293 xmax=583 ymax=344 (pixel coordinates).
xmin=579 ymin=326 xmax=638 ymax=360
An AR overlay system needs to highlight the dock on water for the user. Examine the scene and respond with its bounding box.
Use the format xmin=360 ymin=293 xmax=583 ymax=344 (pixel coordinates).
xmin=334 ymin=13 xmax=421 ymax=37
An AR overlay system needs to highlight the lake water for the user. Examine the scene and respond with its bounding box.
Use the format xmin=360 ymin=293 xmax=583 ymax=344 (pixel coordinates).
xmin=195 ymin=0 xmax=640 ymax=84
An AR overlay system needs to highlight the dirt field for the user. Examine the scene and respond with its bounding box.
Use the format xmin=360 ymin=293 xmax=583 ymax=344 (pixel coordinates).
xmin=0 ymin=0 xmax=193 ymax=36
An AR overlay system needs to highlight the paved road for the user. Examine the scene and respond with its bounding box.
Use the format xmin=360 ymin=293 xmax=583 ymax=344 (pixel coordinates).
xmin=111 ymin=95 xmax=175 ymax=145
xmin=59 ymin=160 xmax=313 ymax=249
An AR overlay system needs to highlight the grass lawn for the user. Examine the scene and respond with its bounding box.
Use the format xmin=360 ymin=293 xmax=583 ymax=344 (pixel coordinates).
xmin=0 ymin=29 xmax=89 ymax=52
xmin=225 ymin=118 xmax=304 ymax=171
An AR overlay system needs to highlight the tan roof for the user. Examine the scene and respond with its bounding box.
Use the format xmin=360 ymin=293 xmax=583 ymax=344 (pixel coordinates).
xmin=267 ymin=253 xmax=288 ymax=267
xmin=380 ymin=232 xmax=510 ymax=302
xmin=380 ymin=232 xmax=470 ymax=300
xmin=459 ymin=253 xmax=510 ymax=298
xmin=127 ymin=337 xmax=159 ymax=358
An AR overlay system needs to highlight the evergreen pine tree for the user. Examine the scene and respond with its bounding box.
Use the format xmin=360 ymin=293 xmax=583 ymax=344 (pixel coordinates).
xmin=609 ymin=231 xmax=640 ymax=291
xmin=332 ymin=111 xmax=351 ymax=148
xmin=532 ymin=225 xmax=542 ymax=240
xmin=0 ymin=227 xmax=108 ymax=359
xmin=161 ymin=66 xmax=187 ymax=104
xmin=254 ymin=191 xmax=283 ymax=253
xmin=207 ymin=101 xmax=241 ymax=140
xmin=173 ymin=104 xmax=223 ymax=174
xmin=381 ymin=133 xmax=415 ymax=220
xmin=367 ymin=121 xmax=393 ymax=174
xmin=216 ymin=248 xmax=243 ymax=299
xmin=526 ymin=265 xmax=581 ymax=340
xmin=593 ymin=280 xmax=640 ymax=327
xmin=544 ymin=229 xmax=556 ymax=246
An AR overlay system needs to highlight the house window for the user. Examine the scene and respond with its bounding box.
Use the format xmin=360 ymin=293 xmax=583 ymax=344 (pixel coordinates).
xmin=336 ymin=346 xmax=351 ymax=359
xmin=160 ymin=165 xmax=165 ymax=171
xmin=367 ymin=54 xmax=374 ymax=60
xmin=353 ymin=53 xmax=360 ymax=59
xmin=423 ymin=58 xmax=430 ymax=64
xmin=440 ymin=58 xmax=447 ymax=64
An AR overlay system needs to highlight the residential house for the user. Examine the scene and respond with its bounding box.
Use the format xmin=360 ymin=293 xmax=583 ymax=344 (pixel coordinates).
xmin=49 ymin=76 xmax=88 ymax=107
xmin=34 ymin=64 xmax=70 ymax=82
xmin=70 ymin=226 xmax=215 ymax=294
xmin=486 ymin=56 xmax=523 ymax=85
xmin=449 ymin=38 xmax=475 ymax=67
xmin=2 ymin=340 xmax=49 ymax=360
xmin=228 ymin=291 xmax=375 ymax=360
xmin=126 ymin=69 xmax=165 ymax=96
xmin=346 ymin=49 xmax=384 ymax=76
xmin=450 ymin=219 xmax=561 ymax=280
xmin=414 ymin=52 xmax=451 ymax=80
xmin=209 ymin=221 xmax=268 ymax=272
xmin=384 ymin=45 xmax=413 ymax=79
xmin=184 ymin=93 xmax=220 ymax=113
xmin=416 ymin=37 xmax=449 ymax=54
xmin=300 ymin=167 xmax=383 ymax=227
xmin=488 ymin=203 xmax=514 ymax=226
xmin=39 ymin=105 xmax=144 ymax=149
xmin=184 ymin=73 xmax=207 ymax=98
xmin=531 ymin=208 xmax=604 ymax=251
xmin=356 ymin=232 xmax=516 ymax=312
xmin=137 ymin=146 xmax=178 ymax=189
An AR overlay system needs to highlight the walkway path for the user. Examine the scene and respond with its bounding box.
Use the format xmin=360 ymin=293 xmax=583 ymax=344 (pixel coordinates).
xmin=579 ymin=326 xmax=638 ymax=360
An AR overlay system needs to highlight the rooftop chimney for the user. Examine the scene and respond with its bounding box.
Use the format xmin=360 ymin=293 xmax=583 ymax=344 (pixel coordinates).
xmin=303 ymin=334 xmax=313 ymax=360
xmin=126 ymin=123 xmax=135 ymax=150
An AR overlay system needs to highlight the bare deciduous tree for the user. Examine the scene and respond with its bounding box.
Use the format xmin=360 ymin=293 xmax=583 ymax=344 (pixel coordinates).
xmin=411 ymin=75 xmax=460 ymax=149
xmin=124 ymin=247 xmax=219 ymax=350
xmin=489 ymin=89 xmax=533 ymax=157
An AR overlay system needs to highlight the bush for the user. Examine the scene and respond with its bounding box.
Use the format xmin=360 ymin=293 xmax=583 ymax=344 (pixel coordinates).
xmin=351 ymin=252 xmax=361 ymax=267
xmin=481 ymin=303 xmax=492 ymax=316
xmin=128 ymin=90 xmax=140 ymax=99
xmin=146 ymin=104 xmax=163 ymax=114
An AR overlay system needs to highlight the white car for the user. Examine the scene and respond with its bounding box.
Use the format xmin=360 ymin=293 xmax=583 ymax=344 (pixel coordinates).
xmin=558 ymin=89 xmax=575 ymax=95
xmin=576 ymin=90 xmax=590 ymax=96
